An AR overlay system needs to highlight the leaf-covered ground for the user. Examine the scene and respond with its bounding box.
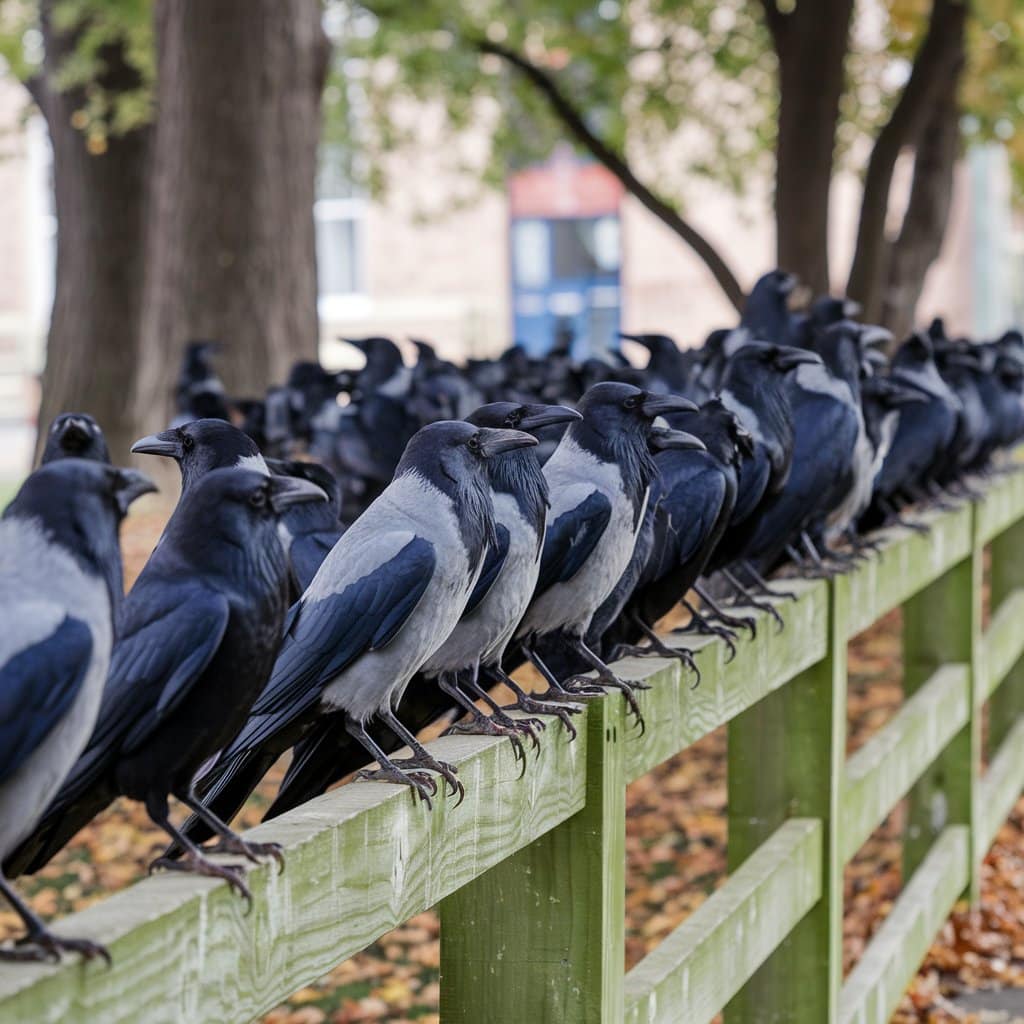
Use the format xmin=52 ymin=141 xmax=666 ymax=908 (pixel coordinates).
xmin=2 ymin=511 xmax=1023 ymax=1023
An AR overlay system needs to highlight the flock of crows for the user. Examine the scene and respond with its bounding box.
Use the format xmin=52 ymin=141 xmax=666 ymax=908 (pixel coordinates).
xmin=1 ymin=268 xmax=1023 ymax=966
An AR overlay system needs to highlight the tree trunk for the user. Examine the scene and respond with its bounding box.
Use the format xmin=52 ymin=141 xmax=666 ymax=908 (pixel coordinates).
xmin=33 ymin=4 xmax=151 ymax=463
xmin=766 ymin=0 xmax=854 ymax=295
xmin=879 ymin=71 xmax=962 ymax=341
xmin=846 ymin=0 xmax=966 ymax=321
xmin=133 ymin=0 xmax=329 ymax=437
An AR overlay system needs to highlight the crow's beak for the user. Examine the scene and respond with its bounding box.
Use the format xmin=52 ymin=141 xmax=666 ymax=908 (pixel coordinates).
xmin=476 ymin=427 xmax=538 ymax=457
xmin=943 ymin=351 xmax=981 ymax=370
xmin=778 ymin=272 xmax=798 ymax=295
xmin=774 ymin=346 xmax=822 ymax=371
xmin=640 ymin=393 xmax=699 ymax=418
xmin=130 ymin=429 xmax=182 ymax=459
xmin=518 ymin=404 xmax=583 ymax=431
xmin=863 ymin=348 xmax=889 ymax=370
xmin=860 ymin=326 xmax=893 ymax=349
xmin=113 ymin=468 xmax=158 ymax=515
xmin=59 ymin=417 xmax=93 ymax=443
xmin=648 ymin=427 xmax=707 ymax=453
xmin=618 ymin=332 xmax=652 ymax=348
xmin=735 ymin=428 xmax=756 ymax=459
xmin=269 ymin=475 xmax=328 ymax=513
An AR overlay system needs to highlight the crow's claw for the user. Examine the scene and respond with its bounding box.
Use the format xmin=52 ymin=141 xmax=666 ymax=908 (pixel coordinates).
xmin=357 ymin=764 xmax=437 ymax=807
xmin=504 ymin=695 xmax=581 ymax=740
xmin=2 ymin=930 xmax=111 ymax=966
xmin=149 ymin=851 xmax=252 ymax=909
xmin=206 ymin=835 xmax=285 ymax=873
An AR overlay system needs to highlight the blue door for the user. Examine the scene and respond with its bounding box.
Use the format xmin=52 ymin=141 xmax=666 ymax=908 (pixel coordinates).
xmin=511 ymin=215 xmax=622 ymax=360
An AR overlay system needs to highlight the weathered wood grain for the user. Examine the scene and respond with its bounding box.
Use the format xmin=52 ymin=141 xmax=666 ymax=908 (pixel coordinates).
xmin=901 ymin=547 xmax=981 ymax=892
xmin=845 ymin=503 xmax=973 ymax=639
xmin=0 ymin=723 xmax=588 ymax=1024
xmin=840 ymin=664 xmax=969 ymax=865
xmin=975 ymin=465 xmax=1024 ymax=546
xmin=838 ymin=826 xmax=969 ymax=1024
xmin=438 ymin=694 xmax=627 ymax=1023
xmin=624 ymin=819 xmax=821 ymax=1024
xmin=623 ymin=579 xmax=827 ymax=783
xmin=981 ymin=587 xmax=1024 ymax=702
xmin=980 ymin=716 xmax=1024 ymax=852
xmin=725 ymin=574 xmax=848 ymax=1023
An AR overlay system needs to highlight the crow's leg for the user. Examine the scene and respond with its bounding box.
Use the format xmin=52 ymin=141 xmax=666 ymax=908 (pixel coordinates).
xmin=177 ymin=788 xmax=284 ymax=872
xmin=378 ymin=708 xmax=465 ymax=805
xmin=461 ymin=666 xmax=545 ymax=749
xmin=0 ymin=872 xmax=110 ymax=965
xmin=523 ymin=643 xmax=604 ymax=699
xmin=606 ymin=611 xmax=701 ymax=686
xmin=488 ymin=665 xmax=582 ymax=740
xmin=693 ymin=582 xmax=757 ymax=638
xmin=346 ymin=717 xmax=436 ymax=806
xmin=563 ymin=637 xmax=647 ymax=731
xmin=798 ymin=533 xmax=840 ymax=578
xmin=438 ymin=671 xmax=528 ymax=762
xmin=721 ymin=568 xmax=785 ymax=632
xmin=879 ymin=498 xmax=930 ymax=534
xmin=737 ymin=561 xmax=799 ymax=601
xmin=676 ymin=598 xmax=738 ymax=662
xmin=843 ymin=526 xmax=883 ymax=554
xmin=146 ymin=795 xmax=253 ymax=907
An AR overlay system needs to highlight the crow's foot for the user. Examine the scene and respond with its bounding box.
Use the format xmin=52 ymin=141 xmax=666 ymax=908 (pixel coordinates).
xmin=149 ymin=850 xmax=251 ymax=907
xmin=1 ymin=929 xmax=110 ymax=966
xmin=206 ymin=834 xmax=285 ymax=873
xmin=357 ymin=764 xmax=437 ymax=807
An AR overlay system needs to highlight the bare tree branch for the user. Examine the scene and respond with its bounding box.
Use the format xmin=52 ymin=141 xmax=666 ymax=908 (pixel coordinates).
xmin=475 ymin=37 xmax=747 ymax=313
xmin=846 ymin=0 xmax=967 ymax=318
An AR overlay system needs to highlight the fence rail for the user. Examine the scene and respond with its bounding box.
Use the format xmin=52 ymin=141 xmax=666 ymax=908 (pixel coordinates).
xmin=2 ymin=464 xmax=1024 ymax=1023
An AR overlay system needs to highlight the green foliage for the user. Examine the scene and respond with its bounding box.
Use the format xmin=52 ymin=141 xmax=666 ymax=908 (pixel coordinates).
xmin=329 ymin=0 xmax=1024 ymax=208
xmin=0 ymin=0 xmax=153 ymax=146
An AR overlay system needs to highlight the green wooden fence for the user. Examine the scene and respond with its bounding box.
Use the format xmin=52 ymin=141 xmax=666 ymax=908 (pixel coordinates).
xmin=3 ymin=467 xmax=1024 ymax=1023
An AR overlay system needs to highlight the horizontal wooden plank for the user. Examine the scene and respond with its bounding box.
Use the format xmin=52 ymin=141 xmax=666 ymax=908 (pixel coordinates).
xmin=0 ymin=719 xmax=589 ymax=1024
xmin=838 ymin=826 xmax=969 ymax=1024
xmin=845 ymin=503 xmax=974 ymax=639
xmin=975 ymin=464 xmax=1024 ymax=546
xmin=624 ymin=580 xmax=828 ymax=783
xmin=840 ymin=664 xmax=970 ymax=864
xmin=981 ymin=588 xmax=1024 ymax=702
xmin=623 ymin=819 xmax=822 ymax=1024
xmin=980 ymin=716 xmax=1024 ymax=852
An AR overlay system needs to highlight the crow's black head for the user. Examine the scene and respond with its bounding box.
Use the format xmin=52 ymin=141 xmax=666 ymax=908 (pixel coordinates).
xmin=41 ymin=413 xmax=110 ymax=465
xmin=131 ymin=419 xmax=266 ymax=493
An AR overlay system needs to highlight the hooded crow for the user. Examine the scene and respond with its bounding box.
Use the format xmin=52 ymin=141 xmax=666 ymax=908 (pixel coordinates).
xmin=515 ymin=383 xmax=698 ymax=725
xmin=40 ymin=413 xmax=111 ymax=465
xmin=7 ymin=469 xmax=324 ymax=898
xmin=183 ymin=420 xmax=536 ymax=828
xmin=0 ymin=459 xmax=154 ymax=961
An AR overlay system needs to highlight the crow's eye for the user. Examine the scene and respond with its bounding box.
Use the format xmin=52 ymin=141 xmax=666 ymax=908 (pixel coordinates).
xmin=507 ymin=410 xmax=523 ymax=427
xmin=182 ymin=435 xmax=195 ymax=451
xmin=623 ymin=395 xmax=641 ymax=410
xmin=467 ymin=435 xmax=482 ymax=454
xmin=249 ymin=488 xmax=267 ymax=509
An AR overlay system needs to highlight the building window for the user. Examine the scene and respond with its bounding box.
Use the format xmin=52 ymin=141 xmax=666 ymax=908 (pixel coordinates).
xmin=315 ymin=197 xmax=365 ymax=299
xmin=315 ymin=144 xmax=368 ymax=318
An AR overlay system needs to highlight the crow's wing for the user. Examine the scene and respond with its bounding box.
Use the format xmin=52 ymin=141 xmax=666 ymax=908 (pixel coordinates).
xmin=226 ymin=535 xmax=436 ymax=759
xmin=0 ymin=613 xmax=93 ymax=785
xmin=463 ymin=523 xmax=510 ymax=616
xmin=88 ymin=582 xmax=230 ymax=757
xmin=534 ymin=490 xmax=611 ymax=595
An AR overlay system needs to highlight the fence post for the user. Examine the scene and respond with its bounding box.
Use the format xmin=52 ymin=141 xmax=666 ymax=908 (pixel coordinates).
xmin=902 ymin=536 xmax=982 ymax=897
xmin=438 ymin=692 xmax=626 ymax=1023
xmin=988 ymin=517 xmax=1024 ymax=752
xmin=725 ymin=577 xmax=848 ymax=1024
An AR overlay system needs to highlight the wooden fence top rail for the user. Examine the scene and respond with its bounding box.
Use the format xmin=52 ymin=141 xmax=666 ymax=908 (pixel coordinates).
xmin=2 ymin=466 xmax=1024 ymax=1023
